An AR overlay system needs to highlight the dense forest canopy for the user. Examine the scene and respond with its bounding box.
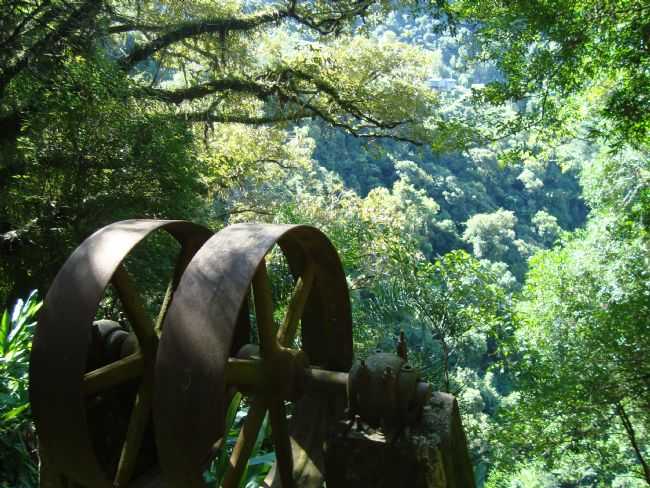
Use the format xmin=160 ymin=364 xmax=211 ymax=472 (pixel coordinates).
xmin=1 ymin=0 xmax=648 ymax=487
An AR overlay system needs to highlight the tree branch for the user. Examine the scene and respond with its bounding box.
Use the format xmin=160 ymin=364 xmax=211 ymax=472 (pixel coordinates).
xmin=287 ymin=68 xmax=404 ymax=128
xmin=616 ymin=402 xmax=650 ymax=484
xmin=0 ymin=0 xmax=53 ymax=50
xmin=254 ymin=158 xmax=298 ymax=170
xmin=0 ymin=0 xmax=103 ymax=96
xmin=135 ymin=63 xmax=421 ymax=143
xmin=108 ymin=22 xmax=166 ymax=34
xmin=121 ymin=9 xmax=288 ymax=68
xmin=184 ymin=110 xmax=312 ymax=125
xmin=279 ymin=90 xmax=422 ymax=144
xmin=286 ymin=0 xmax=375 ymax=35
xmin=216 ymin=207 xmax=274 ymax=221
xmin=140 ymin=78 xmax=274 ymax=103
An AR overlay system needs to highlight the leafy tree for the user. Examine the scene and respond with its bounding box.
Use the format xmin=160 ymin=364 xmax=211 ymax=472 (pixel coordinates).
xmin=492 ymin=145 xmax=650 ymax=485
xmin=0 ymin=53 xmax=206 ymax=306
xmin=493 ymin=233 xmax=650 ymax=485
xmin=0 ymin=0 xmax=451 ymax=305
xmin=371 ymin=247 xmax=506 ymax=392
xmin=454 ymin=0 xmax=650 ymax=148
xmin=530 ymin=210 xmax=561 ymax=247
xmin=463 ymin=209 xmax=517 ymax=262
xmin=370 ymin=245 xmax=510 ymax=484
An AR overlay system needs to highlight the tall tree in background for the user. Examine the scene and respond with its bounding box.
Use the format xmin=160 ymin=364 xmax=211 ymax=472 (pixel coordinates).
xmin=448 ymin=2 xmax=650 ymax=484
xmin=488 ymin=149 xmax=650 ymax=486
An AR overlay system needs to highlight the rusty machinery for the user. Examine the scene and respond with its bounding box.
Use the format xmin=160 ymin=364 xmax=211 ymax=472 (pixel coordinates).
xmin=29 ymin=219 xmax=466 ymax=488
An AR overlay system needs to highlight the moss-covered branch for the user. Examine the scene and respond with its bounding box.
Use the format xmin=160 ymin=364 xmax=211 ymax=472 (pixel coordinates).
xmin=121 ymin=9 xmax=288 ymax=68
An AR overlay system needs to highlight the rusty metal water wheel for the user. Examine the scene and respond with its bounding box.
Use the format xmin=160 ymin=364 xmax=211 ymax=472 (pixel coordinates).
xmin=154 ymin=223 xmax=353 ymax=488
xmin=29 ymin=220 xmax=212 ymax=488
xmin=30 ymin=220 xmax=473 ymax=488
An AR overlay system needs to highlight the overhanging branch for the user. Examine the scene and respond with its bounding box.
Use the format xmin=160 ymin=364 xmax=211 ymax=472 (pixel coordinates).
xmin=121 ymin=9 xmax=288 ymax=68
xmin=287 ymin=0 xmax=375 ymax=35
xmin=140 ymin=78 xmax=274 ymax=103
xmin=184 ymin=110 xmax=312 ymax=125
xmin=0 ymin=0 xmax=102 ymax=96
xmin=278 ymin=88 xmax=422 ymax=144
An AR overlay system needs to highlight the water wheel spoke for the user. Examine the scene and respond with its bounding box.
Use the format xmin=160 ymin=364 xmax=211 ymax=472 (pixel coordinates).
xmin=268 ymin=399 xmax=294 ymax=488
xmin=154 ymin=279 xmax=174 ymax=336
xmin=113 ymin=366 xmax=154 ymax=487
xmin=252 ymin=260 xmax=278 ymax=358
xmin=154 ymin=244 xmax=196 ymax=336
xmin=222 ymin=398 xmax=268 ymax=488
xmin=111 ymin=266 xmax=157 ymax=354
xmin=277 ymin=262 xmax=316 ymax=348
xmin=111 ymin=266 xmax=158 ymax=487
xmin=83 ymin=352 xmax=144 ymax=395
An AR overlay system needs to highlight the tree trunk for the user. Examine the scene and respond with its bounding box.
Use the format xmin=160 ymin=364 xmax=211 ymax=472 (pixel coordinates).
xmin=616 ymin=402 xmax=650 ymax=485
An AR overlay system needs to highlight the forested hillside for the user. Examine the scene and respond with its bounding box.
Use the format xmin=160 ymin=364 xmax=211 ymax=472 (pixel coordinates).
xmin=1 ymin=1 xmax=648 ymax=487
xmin=308 ymin=12 xmax=588 ymax=279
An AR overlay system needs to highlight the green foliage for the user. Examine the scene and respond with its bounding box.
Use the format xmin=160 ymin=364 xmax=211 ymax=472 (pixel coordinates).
xmin=372 ymin=247 xmax=505 ymax=385
xmin=0 ymin=50 xmax=207 ymax=306
xmin=2 ymin=2 xmax=645 ymax=487
xmin=454 ymin=0 xmax=650 ymax=148
xmin=367 ymin=244 xmax=511 ymax=481
xmin=530 ymin=210 xmax=561 ymax=247
xmin=203 ymin=394 xmax=275 ymax=488
xmin=0 ymin=0 xmax=456 ymax=306
xmin=491 ymin=146 xmax=650 ymax=485
xmin=0 ymin=292 xmax=41 ymax=488
xmin=463 ymin=209 xmax=517 ymax=262
xmin=306 ymin=10 xmax=589 ymax=273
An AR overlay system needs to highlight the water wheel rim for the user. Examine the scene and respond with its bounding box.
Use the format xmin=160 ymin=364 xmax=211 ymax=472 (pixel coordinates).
xmin=154 ymin=223 xmax=353 ymax=488
xmin=29 ymin=219 xmax=212 ymax=487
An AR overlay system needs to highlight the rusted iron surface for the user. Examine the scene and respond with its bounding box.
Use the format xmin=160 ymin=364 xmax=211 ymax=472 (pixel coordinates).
xmin=348 ymin=351 xmax=431 ymax=438
xmin=325 ymin=393 xmax=476 ymax=488
xmin=29 ymin=219 xmax=212 ymax=487
xmin=30 ymin=220 xmax=476 ymax=488
xmin=154 ymin=223 xmax=353 ymax=487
